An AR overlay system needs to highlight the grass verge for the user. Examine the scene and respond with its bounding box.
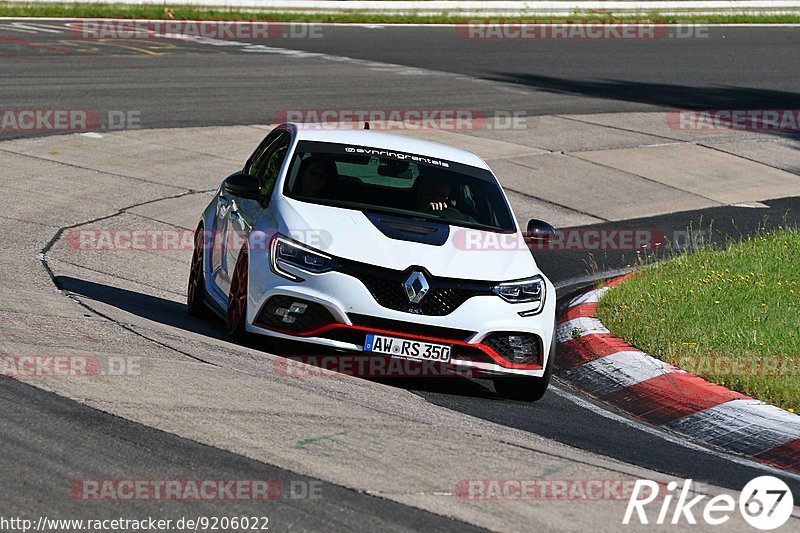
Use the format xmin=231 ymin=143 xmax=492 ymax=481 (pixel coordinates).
xmin=596 ymin=228 xmax=800 ymax=412
xmin=1 ymin=3 xmax=800 ymax=24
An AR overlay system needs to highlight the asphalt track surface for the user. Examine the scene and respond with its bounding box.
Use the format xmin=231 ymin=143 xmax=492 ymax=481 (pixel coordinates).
xmin=2 ymin=20 xmax=800 ymax=530
xmin=0 ymin=376 xmax=484 ymax=532
xmin=1 ymin=23 xmax=799 ymax=136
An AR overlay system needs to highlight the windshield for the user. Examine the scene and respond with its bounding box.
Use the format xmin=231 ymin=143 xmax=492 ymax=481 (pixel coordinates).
xmin=283 ymin=141 xmax=517 ymax=232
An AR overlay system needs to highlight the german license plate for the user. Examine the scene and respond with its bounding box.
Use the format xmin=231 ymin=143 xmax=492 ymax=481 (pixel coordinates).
xmin=364 ymin=334 xmax=451 ymax=363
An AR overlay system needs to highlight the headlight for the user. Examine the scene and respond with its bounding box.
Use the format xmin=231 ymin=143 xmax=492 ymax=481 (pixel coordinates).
xmin=493 ymin=275 xmax=545 ymax=311
xmin=270 ymin=235 xmax=333 ymax=281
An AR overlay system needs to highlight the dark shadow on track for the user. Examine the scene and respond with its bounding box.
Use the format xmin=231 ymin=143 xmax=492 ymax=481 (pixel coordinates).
xmin=486 ymin=73 xmax=800 ymax=143
xmin=488 ymin=73 xmax=800 ymax=112
xmin=534 ymin=196 xmax=800 ymax=290
xmin=57 ymin=276 xmax=229 ymax=340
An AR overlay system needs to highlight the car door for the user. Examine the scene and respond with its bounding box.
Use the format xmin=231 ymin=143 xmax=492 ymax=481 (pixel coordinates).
xmin=210 ymin=130 xmax=282 ymax=294
xmin=209 ymin=181 xmax=233 ymax=295
xmin=223 ymin=130 xmax=291 ymax=294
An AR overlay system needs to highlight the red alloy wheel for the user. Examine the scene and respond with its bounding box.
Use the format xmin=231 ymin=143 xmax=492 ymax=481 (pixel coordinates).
xmin=226 ymin=248 xmax=249 ymax=338
xmin=187 ymin=225 xmax=207 ymax=317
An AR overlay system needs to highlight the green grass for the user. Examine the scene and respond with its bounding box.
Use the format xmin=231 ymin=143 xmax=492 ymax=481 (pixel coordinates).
xmin=596 ymin=228 xmax=800 ymax=412
xmin=1 ymin=3 xmax=800 ymax=24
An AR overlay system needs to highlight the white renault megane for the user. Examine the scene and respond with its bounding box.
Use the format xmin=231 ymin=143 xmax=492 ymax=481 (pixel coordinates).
xmin=188 ymin=123 xmax=557 ymax=400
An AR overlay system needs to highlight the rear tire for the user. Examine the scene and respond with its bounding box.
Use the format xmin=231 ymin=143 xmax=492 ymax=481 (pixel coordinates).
xmin=226 ymin=247 xmax=249 ymax=340
xmin=493 ymin=326 xmax=556 ymax=402
xmin=187 ymin=223 xmax=208 ymax=318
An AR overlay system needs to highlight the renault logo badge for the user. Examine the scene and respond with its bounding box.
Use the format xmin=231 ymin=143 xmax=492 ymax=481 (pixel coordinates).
xmin=403 ymin=271 xmax=429 ymax=304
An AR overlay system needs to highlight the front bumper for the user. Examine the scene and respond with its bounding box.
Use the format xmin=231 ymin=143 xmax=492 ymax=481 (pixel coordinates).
xmin=245 ymin=260 xmax=556 ymax=378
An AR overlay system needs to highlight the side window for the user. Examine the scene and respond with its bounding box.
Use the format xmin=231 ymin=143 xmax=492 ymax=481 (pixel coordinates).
xmin=246 ymin=131 xmax=291 ymax=201
xmin=259 ymin=139 xmax=289 ymax=197
xmin=245 ymin=130 xmax=281 ymax=176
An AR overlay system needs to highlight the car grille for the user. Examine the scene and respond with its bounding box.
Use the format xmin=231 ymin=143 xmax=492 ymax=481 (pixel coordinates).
xmin=357 ymin=273 xmax=478 ymax=316
xmin=348 ymin=313 xmax=475 ymax=341
xmin=337 ymin=260 xmax=493 ymax=316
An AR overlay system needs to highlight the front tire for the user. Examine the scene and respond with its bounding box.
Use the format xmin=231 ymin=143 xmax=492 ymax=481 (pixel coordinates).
xmin=187 ymin=223 xmax=208 ymax=318
xmin=493 ymin=328 xmax=556 ymax=402
xmin=226 ymin=247 xmax=249 ymax=340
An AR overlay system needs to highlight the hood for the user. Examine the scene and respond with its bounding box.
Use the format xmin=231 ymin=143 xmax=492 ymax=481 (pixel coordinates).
xmin=276 ymin=198 xmax=539 ymax=282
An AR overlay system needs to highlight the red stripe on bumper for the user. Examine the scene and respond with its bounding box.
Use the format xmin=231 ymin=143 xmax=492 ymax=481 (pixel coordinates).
xmin=253 ymin=321 xmax=543 ymax=371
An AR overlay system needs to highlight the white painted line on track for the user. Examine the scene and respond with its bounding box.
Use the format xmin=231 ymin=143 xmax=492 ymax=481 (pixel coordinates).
xmin=3 ymin=22 xmax=65 ymax=32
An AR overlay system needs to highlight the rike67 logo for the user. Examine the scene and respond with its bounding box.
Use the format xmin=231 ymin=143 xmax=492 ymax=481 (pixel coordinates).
xmin=624 ymin=477 xmax=794 ymax=529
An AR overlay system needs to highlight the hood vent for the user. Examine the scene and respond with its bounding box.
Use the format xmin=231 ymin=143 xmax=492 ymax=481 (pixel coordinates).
xmin=364 ymin=212 xmax=449 ymax=246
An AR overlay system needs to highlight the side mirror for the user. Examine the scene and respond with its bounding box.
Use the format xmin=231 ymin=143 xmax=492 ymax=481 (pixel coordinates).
xmin=224 ymin=171 xmax=262 ymax=200
xmin=526 ymin=219 xmax=556 ymax=245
